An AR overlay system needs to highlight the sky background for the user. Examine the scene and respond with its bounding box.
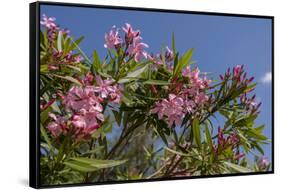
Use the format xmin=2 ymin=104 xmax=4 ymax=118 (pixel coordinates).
xmin=40 ymin=5 xmax=273 ymax=161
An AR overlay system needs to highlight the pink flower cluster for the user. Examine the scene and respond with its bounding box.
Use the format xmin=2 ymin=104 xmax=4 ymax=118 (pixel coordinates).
xmin=240 ymin=94 xmax=261 ymax=115
xmin=151 ymin=94 xmax=185 ymax=127
xmin=220 ymin=65 xmax=254 ymax=85
xmin=47 ymin=113 xmax=68 ymax=138
xmin=40 ymin=14 xmax=57 ymax=30
xmin=46 ymin=75 xmax=122 ymax=140
xmin=220 ymin=64 xmax=260 ymax=114
xmin=148 ymin=46 xmax=174 ymax=70
xmin=104 ymin=23 xmax=149 ymax=62
xmin=104 ymin=25 xmax=122 ymax=49
xmin=49 ymin=51 xmax=83 ymax=70
xmin=40 ymin=14 xmax=82 ymax=70
xmin=93 ymin=76 xmax=122 ymax=103
xmin=212 ymin=127 xmax=245 ymax=160
xmin=151 ymin=66 xmax=211 ymax=127
xmin=257 ymin=156 xmax=270 ymax=169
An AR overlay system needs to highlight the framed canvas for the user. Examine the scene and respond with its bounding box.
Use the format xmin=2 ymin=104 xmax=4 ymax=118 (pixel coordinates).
xmin=29 ymin=1 xmax=274 ymax=188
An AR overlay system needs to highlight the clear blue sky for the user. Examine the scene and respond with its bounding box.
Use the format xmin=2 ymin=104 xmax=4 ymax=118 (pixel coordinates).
xmin=41 ymin=5 xmax=273 ymax=161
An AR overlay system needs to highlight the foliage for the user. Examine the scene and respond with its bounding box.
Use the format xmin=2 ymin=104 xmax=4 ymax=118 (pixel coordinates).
xmin=39 ymin=15 xmax=271 ymax=185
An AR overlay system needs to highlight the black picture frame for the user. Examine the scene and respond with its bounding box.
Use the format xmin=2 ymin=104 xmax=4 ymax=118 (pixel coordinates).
xmin=29 ymin=1 xmax=274 ymax=189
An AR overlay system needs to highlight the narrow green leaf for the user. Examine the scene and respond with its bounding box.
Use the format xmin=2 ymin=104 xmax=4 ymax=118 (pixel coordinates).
xmin=69 ymin=157 xmax=127 ymax=169
xmin=64 ymin=161 xmax=99 ymax=172
xmin=143 ymin=80 xmax=170 ymax=85
xmin=118 ymin=64 xmax=149 ymax=83
xmin=204 ymin=124 xmax=213 ymax=149
xmin=57 ymin=31 xmax=63 ymax=52
xmin=223 ymin=161 xmax=251 ymax=173
xmin=65 ymin=65 xmax=81 ymax=72
xmin=81 ymin=146 xmax=104 ymax=156
xmin=172 ymin=32 xmax=176 ymax=56
xmin=40 ymin=124 xmax=52 ymax=149
xmin=174 ymin=48 xmax=193 ymax=76
xmin=53 ymin=74 xmax=82 ymax=86
xmin=92 ymin=50 xmax=101 ymax=73
xmin=192 ymin=117 xmax=201 ymax=149
xmin=165 ymin=147 xmax=189 ymax=157
xmin=69 ymin=36 xmax=84 ymax=52
xmin=244 ymin=83 xmax=257 ymax=93
xmin=40 ymin=106 xmax=52 ymax=124
xmin=70 ymin=37 xmax=91 ymax=65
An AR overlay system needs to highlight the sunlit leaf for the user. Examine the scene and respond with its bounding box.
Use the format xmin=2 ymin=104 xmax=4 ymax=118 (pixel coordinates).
xmin=192 ymin=117 xmax=202 ymax=149
xmin=118 ymin=64 xmax=149 ymax=83
xmin=53 ymin=74 xmax=82 ymax=86
xmin=223 ymin=161 xmax=251 ymax=173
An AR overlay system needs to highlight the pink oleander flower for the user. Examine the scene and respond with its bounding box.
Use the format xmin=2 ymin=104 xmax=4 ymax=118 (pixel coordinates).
xmin=74 ymin=55 xmax=83 ymax=63
xmin=182 ymin=66 xmax=210 ymax=89
xmin=217 ymin=127 xmax=240 ymax=149
xmin=148 ymin=53 xmax=163 ymax=66
xmin=84 ymin=72 xmax=94 ymax=85
xmin=182 ymin=66 xmax=192 ymax=77
xmin=72 ymin=110 xmax=104 ymax=138
xmin=257 ymin=156 xmax=270 ymax=169
xmin=61 ymin=28 xmax=70 ymax=35
xmin=93 ymin=75 xmax=122 ymax=103
xmin=233 ymin=64 xmax=243 ymax=78
xmin=122 ymin=23 xmax=140 ymax=45
xmin=40 ymin=14 xmax=57 ymax=30
xmin=151 ymin=94 xmax=185 ymax=127
xmin=47 ymin=113 xmax=67 ymax=138
xmin=104 ymin=25 xmax=122 ymax=49
xmin=128 ymin=36 xmax=149 ymax=62
xmin=165 ymin=46 xmax=174 ymax=63
xmin=64 ymin=86 xmax=103 ymax=113
xmin=194 ymin=92 xmax=209 ymax=106
xmin=56 ymin=85 xmax=106 ymax=140
xmin=184 ymin=100 xmax=196 ymax=114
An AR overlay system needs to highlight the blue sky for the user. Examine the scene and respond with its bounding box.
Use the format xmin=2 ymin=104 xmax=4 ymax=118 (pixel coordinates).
xmin=41 ymin=5 xmax=273 ymax=161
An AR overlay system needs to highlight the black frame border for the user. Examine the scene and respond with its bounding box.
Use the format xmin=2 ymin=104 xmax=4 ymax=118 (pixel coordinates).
xmin=29 ymin=1 xmax=274 ymax=189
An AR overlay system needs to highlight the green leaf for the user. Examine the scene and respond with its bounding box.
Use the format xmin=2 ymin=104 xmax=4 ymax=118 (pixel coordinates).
xmin=223 ymin=161 xmax=251 ymax=173
xmin=143 ymin=80 xmax=170 ymax=85
xmin=40 ymin=106 xmax=52 ymax=124
xmin=204 ymin=124 xmax=213 ymax=150
xmin=253 ymin=143 xmax=265 ymax=155
xmin=64 ymin=161 xmax=99 ymax=172
xmin=53 ymin=74 xmax=82 ymax=86
xmin=92 ymin=50 xmax=101 ymax=73
xmin=65 ymin=65 xmax=81 ymax=72
xmin=40 ymin=65 xmax=48 ymax=73
xmin=69 ymin=157 xmax=127 ymax=169
xmin=70 ymin=37 xmax=91 ymax=65
xmin=165 ymin=147 xmax=189 ymax=157
xmin=174 ymin=48 xmax=193 ymax=76
xmin=172 ymin=32 xmax=176 ymax=56
xmin=244 ymin=83 xmax=257 ymax=93
xmin=192 ymin=117 xmax=201 ymax=149
xmin=69 ymin=36 xmax=84 ymax=52
xmin=118 ymin=64 xmax=149 ymax=83
xmin=57 ymin=31 xmax=63 ymax=52
xmin=173 ymin=53 xmax=179 ymax=74
xmin=81 ymin=146 xmax=104 ymax=156
xmin=40 ymin=124 xmax=52 ymax=149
